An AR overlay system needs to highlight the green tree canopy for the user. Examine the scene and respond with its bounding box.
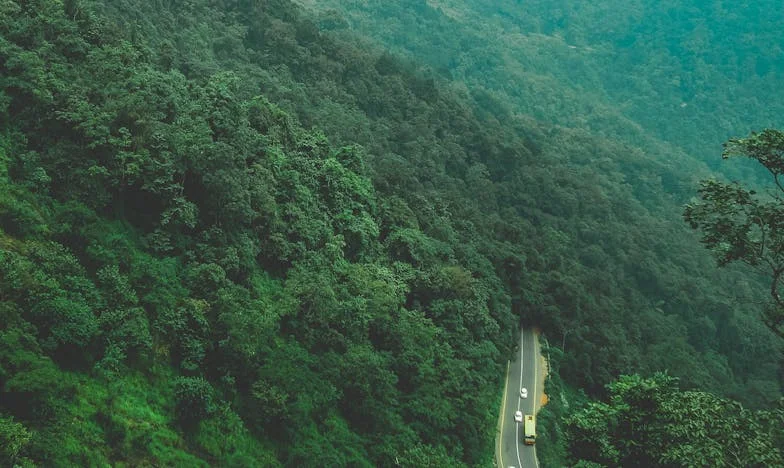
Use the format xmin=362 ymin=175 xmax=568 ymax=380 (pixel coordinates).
xmin=567 ymin=373 xmax=784 ymax=467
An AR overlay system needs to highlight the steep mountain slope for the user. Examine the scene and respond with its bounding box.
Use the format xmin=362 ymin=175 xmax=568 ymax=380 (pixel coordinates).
xmin=0 ymin=0 xmax=780 ymax=465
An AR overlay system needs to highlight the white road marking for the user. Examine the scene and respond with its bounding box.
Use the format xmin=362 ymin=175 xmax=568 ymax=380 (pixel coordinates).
xmin=516 ymin=329 xmax=524 ymax=468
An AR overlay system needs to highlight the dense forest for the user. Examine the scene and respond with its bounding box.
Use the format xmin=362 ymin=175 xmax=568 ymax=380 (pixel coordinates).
xmin=0 ymin=0 xmax=781 ymax=466
xmin=302 ymin=0 xmax=784 ymax=179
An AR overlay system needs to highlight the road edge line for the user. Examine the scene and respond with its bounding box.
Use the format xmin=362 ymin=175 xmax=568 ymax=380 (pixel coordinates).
xmin=533 ymin=330 xmax=543 ymax=468
xmin=496 ymin=359 xmax=510 ymax=467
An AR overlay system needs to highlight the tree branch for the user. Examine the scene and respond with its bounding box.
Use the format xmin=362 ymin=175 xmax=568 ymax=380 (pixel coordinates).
xmin=771 ymin=267 xmax=784 ymax=310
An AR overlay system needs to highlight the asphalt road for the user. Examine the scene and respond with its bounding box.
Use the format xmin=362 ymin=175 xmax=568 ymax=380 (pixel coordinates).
xmin=496 ymin=327 xmax=540 ymax=468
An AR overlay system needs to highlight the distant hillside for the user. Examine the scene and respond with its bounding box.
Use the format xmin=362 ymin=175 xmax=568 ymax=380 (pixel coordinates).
xmin=297 ymin=0 xmax=784 ymax=178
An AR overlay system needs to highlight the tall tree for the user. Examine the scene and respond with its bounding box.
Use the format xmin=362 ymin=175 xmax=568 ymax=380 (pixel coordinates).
xmin=685 ymin=129 xmax=784 ymax=338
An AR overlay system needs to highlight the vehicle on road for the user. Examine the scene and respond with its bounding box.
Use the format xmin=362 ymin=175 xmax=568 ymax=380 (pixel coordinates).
xmin=520 ymin=387 xmax=528 ymax=398
xmin=523 ymin=414 xmax=536 ymax=445
xmin=514 ymin=410 xmax=523 ymax=423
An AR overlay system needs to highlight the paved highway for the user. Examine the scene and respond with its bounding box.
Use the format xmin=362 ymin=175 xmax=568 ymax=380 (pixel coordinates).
xmin=496 ymin=327 xmax=541 ymax=468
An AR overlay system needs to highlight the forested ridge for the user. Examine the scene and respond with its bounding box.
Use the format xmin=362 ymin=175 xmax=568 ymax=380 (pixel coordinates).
xmin=0 ymin=0 xmax=781 ymax=466
xmin=302 ymin=0 xmax=784 ymax=179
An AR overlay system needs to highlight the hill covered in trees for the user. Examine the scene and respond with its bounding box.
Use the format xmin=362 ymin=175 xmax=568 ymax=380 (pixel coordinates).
xmin=299 ymin=0 xmax=784 ymax=178
xmin=0 ymin=0 xmax=781 ymax=465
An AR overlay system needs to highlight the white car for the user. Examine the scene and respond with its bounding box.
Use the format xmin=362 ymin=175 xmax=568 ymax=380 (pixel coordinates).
xmin=520 ymin=387 xmax=528 ymax=399
xmin=514 ymin=410 xmax=523 ymax=423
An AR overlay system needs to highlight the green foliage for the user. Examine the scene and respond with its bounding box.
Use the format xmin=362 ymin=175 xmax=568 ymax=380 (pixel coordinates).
xmin=534 ymin=341 xmax=573 ymax=467
xmin=159 ymin=298 xmax=210 ymax=371
xmin=33 ymin=296 xmax=97 ymax=348
xmin=566 ymin=373 xmax=784 ymax=467
xmin=194 ymin=407 xmax=281 ymax=466
xmin=0 ymin=415 xmax=32 ymax=466
xmin=0 ymin=322 xmax=75 ymax=422
xmin=173 ymin=376 xmax=217 ymax=427
xmin=395 ymin=443 xmax=465 ymax=467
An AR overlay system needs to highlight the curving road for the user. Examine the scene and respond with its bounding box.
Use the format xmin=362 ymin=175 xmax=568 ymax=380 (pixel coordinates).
xmin=496 ymin=327 xmax=542 ymax=468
